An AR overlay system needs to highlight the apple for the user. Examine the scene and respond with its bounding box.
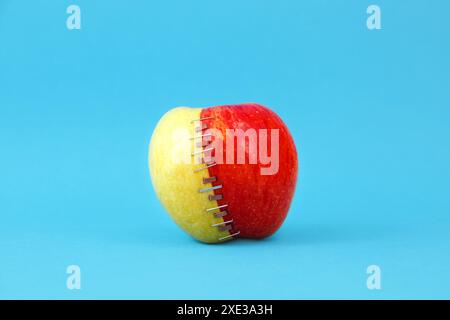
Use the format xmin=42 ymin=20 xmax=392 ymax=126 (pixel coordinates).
xmin=149 ymin=103 xmax=298 ymax=243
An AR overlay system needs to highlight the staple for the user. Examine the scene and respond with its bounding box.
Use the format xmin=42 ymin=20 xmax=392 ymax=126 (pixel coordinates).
xmin=191 ymin=147 xmax=214 ymax=156
xmin=197 ymin=155 xmax=214 ymax=165
xmin=196 ymin=140 xmax=210 ymax=148
xmin=190 ymin=116 xmax=214 ymax=123
xmin=190 ymin=133 xmax=212 ymax=140
xmin=193 ymin=163 xmax=217 ymax=172
xmin=206 ymin=204 xmax=228 ymax=212
xmin=213 ymin=210 xmax=228 ymax=218
xmin=195 ymin=123 xmax=208 ymax=132
xmin=199 ymin=158 xmax=215 ymax=165
xmin=218 ymin=225 xmax=233 ymax=232
xmin=199 ymin=184 xmax=222 ymax=193
xmin=211 ymin=219 xmax=233 ymax=227
xmin=209 ymin=194 xmax=223 ymax=201
xmin=219 ymin=231 xmax=240 ymax=241
xmin=203 ymin=176 xmax=217 ymax=184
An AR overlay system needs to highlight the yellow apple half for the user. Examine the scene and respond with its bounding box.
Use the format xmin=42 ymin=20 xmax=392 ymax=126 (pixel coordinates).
xmin=148 ymin=107 xmax=230 ymax=243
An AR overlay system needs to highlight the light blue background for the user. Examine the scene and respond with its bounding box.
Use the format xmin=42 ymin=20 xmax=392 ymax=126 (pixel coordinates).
xmin=1 ymin=0 xmax=449 ymax=299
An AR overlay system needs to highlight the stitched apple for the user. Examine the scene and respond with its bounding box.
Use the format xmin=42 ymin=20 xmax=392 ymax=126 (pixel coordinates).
xmin=149 ymin=103 xmax=298 ymax=243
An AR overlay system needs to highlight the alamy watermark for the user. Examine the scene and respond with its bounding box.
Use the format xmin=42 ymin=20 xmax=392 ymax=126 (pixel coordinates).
xmin=66 ymin=5 xmax=81 ymax=30
xmin=66 ymin=265 xmax=81 ymax=290
xmin=171 ymin=127 xmax=280 ymax=176
xmin=367 ymin=5 xmax=381 ymax=30
xmin=366 ymin=265 xmax=381 ymax=290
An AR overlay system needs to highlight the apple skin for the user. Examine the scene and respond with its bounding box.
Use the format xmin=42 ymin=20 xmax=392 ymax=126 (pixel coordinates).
xmin=201 ymin=103 xmax=298 ymax=238
xmin=149 ymin=103 xmax=298 ymax=243
xmin=149 ymin=107 xmax=230 ymax=243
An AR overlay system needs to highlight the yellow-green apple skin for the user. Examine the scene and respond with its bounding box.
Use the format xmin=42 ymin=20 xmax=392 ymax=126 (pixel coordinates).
xmin=149 ymin=107 xmax=230 ymax=243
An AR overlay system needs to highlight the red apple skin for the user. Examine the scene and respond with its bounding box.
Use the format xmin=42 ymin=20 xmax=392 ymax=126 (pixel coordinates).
xmin=201 ymin=103 xmax=298 ymax=238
